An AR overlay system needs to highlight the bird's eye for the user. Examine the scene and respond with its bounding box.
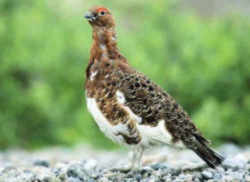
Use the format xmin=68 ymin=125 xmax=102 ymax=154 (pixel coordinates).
xmin=99 ymin=11 xmax=106 ymax=16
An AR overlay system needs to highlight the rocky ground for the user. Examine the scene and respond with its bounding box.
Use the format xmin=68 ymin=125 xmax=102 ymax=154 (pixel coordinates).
xmin=0 ymin=144 xmax=250 ymax=182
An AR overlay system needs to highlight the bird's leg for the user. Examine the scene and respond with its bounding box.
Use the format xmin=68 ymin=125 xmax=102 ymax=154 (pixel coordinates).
xmin=137 ymin=146 xmax=144 ymax=168
xmin=130 ymin=146 xmax=144 ymax=170
xmin=108 ymin=146 xmax=144 ymax=173
xmin=107 ymin=147 xmax=139 ymax=173
xmin=115 ymin=147 xmax=138 ymax=171
xmin=129 ymin=147 xmax=138 ymax=169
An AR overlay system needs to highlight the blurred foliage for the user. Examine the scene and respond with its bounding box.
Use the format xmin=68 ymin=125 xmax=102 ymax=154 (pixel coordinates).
xmin=0 ymin=0 xmax=249 ymax=149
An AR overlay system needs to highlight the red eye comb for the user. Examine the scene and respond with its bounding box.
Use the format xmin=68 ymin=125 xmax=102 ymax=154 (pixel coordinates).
xmin=96 ymin=7 xmax=108 ymax=13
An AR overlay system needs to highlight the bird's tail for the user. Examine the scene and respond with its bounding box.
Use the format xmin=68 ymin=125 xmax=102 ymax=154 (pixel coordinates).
xmin=191 ymin=135 xmax=224 ymax=168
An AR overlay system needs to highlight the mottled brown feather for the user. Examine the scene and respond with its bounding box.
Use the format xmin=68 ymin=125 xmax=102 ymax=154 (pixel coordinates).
xmin=84 ymin=6 xmax=224 ymax=168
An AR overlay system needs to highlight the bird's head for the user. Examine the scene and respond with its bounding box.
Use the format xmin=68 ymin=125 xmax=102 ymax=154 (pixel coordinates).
xmin=84 ymin=6 xmax=115 ymax=29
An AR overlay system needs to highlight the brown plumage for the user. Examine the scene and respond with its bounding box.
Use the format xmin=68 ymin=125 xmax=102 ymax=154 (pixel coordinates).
xmin=84 ymin=6 xmax=224 ymax=169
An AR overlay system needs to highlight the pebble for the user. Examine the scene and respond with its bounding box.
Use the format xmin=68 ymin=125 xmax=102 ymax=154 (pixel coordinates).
xmin=67 ymin=177 xmax=82 ymax=182
xmin=201 ymin=170 xmax=213 ymax=179
xmin=83 ymin=159 xmax=97 ymax=171
xmin=245 ymin=175 xmax=250 ymax=181
xmin=0 ymin=144 xmax=249 ymax=182
xmin=223 ymin=154 xmax=247 ymax=170
xmin=33 ymin=160 xmax=50 ymax=168
xmin=150 ymin=163 xmax=168 ymax=170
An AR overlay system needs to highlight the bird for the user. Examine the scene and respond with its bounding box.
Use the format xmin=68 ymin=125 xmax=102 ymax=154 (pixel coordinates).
xmin=84 ymin=6 xmax=224 ymax=170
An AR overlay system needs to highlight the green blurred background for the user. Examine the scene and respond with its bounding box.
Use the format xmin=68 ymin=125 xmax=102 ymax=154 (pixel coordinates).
xmin=0 ymin=0 xmax=250 ymax=150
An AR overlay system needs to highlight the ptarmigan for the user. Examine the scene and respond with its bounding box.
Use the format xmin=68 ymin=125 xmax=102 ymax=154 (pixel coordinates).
xmin=84 ymin=6 xmax=224 ymax=169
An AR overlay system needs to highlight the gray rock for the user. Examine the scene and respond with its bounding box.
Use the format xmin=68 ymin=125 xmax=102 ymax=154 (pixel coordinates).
xmin=86 ymin=179 xmax=96 ymax=182
xmin=246 ymin=163 xmax=250 ymax=171
xmin=223 ymin=154 xmax=247 ymax=170
xmin=67 ymin=163 xmax=86 ymax=179
xmin=150 ymin=163 xmax=168 ymax=171
xmin=0 ymin=144 xmax=250 ymax=182
xmin=83 ymin=159 xmax=97 ymax=171
xmin=245 ymin=175 xmax=250 ymax=181
xmin=33 ymin=160 xmax=50 ymax=168
xmin=33 ymin=167 xmax=58 ymax=182
xmin=213 ymin=171 xmax=223 ymax=180
xmin=67 ymin=177 xmax=83 ymax=182
xmin=202 ymin=170 xmax=213 ymax=179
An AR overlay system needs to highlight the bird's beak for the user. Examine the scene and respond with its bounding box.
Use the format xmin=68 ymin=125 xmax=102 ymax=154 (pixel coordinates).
xmin=84 ymin=11 xmax=96 ymax=22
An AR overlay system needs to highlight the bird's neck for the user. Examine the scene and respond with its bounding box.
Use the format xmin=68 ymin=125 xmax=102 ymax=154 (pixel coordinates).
xmin=90 ymin=27 xmax=119 ymax=60
xmin=86 ymin=27 xmax=128 ymax=80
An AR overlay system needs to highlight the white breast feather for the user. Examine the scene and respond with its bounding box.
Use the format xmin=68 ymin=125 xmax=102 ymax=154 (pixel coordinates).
xmin=137 ymin=120 xmax=182 ymax=147
xmin=116 ymin=90 xmax=142 ymax=123
xmin=90 ymin=71 xmax=98 ymax=81
xmin=116 ymin=90 xmax=126 ymax=104
xmin=100 ymin=44 xmax=106 ymax=51
xmin=86 ymin=96 xmax=127 ymax=144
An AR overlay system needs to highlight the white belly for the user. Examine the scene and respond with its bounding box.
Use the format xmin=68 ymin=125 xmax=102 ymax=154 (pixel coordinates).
xmin=136 ymin=120 xmax=184 ymax=148
xmin=86 ymin=97 xmax=125 ymax=144
xmin=86 ymin=93 xmax=185 ymax=148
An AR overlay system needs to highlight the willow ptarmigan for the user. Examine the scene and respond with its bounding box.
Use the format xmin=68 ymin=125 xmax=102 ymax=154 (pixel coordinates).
xmin=84 ymin=6 xmax=224 ymax=169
